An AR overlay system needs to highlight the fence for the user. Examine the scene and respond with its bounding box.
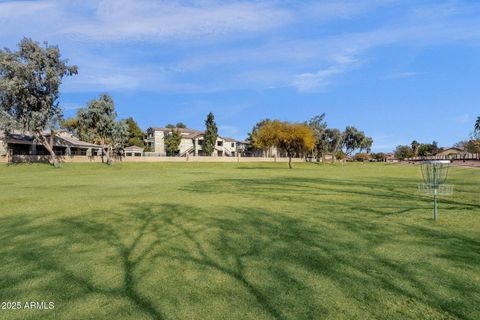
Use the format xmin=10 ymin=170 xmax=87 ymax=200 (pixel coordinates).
xmin=11 ymin=155 xmax=103 ymax=163
xmin=7 ymin=155 xmax=305 ymax=164
xmin=405 ymin=153 xmax=480 ymax=162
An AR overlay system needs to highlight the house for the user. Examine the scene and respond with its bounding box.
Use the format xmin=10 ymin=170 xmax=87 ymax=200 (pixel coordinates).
xmin=0 ymin=130 xmax=102 ymax=157
xmin=145 ymin=127 xmax=244 ymax=157
xmin=384 ymin=152 xmax=398 ymax=162
xmin=124 ymin=145 xmax=145 ymax=157
xmin=435 ymin=147 xmax=466 ymax=157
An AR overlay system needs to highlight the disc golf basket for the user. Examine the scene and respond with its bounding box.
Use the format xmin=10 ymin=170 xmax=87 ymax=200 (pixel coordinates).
xmin=418 ymin=160 xmax=453 ymax=222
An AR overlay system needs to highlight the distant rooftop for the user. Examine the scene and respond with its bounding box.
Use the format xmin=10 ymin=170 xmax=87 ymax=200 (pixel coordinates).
xmin=148 ymin=126 xmax=242 ymax=143
xmin=0 ymin=130 xmax=101 ymax=149
xmin=148 ymin=127 xmax=202 ymax=134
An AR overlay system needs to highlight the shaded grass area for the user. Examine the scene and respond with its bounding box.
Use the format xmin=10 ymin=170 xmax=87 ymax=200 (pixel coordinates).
xmin=0 ymin=162 xmax=478 ymax=319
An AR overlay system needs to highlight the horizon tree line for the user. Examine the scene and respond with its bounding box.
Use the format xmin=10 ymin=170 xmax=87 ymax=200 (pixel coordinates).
xmin=248 ymin=114 xmax=374 ymax=168
xmin=394 ymin=117 xmax=480 ymax=160
xmin=1 ymin=38 xmax=375 ymax=168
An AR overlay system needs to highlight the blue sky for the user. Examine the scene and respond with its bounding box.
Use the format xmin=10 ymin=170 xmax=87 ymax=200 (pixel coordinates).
xmin=1 ymin=0 xmax=479 ymax=151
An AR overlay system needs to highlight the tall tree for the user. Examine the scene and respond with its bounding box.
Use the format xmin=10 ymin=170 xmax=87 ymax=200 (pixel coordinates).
xmin=466 ymin=140 xmax=480 ymax=154
xmin=60 ymin=117 xmax=79 ymax=136
xmin=431 ymin=141 xmax=440 ymax=154
xmin=417 ymin=141 xmax=440 ymax=157
xmin=411 ymin=140 xmax=420 ymax=156
xmin=474 ymin=116 xmax=480 ymax=138
xmin=360 ymin=136 xmax=374 ymax=154
xmin=125 ymin=117 xmax=145 ymax=148
xmin=0 ymin=38 xmax=77 ymax=167
xmin=252 ymin=120 xmax=315 ymax=168
xmin=325 ymin=128 xmax=343 ymax=163
xmin=165 ymin=129 xmax=182 ymax=156
xmin=112 ymin=120 xmax=129 ymax=153
xmin=306 ymin=114 xmax=327 ymax=161
xmin=246 ymin=119 xmax=272 ymax=153
xmin=77 ymin=94 xmax=127 ymax=165
xmin=394 ymin=145 xmax=414 ymax=160
xmin=166 ymin=122 xmax=187 ymax=129
xmin=453 ymin=140 xmax=469 ymax=150
xmin=204 ymin=112 xmax=218 ymax=156
xmin=342 ymin=126 xmax=366 ymax=156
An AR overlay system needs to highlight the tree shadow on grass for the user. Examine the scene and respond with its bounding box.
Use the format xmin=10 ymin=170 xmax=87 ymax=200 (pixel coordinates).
xmin=0 ymin=202 xmax=479 ymax=319
xmin=0 ymin=209 xmax=169 ymax=320
xmin=0 ymin=205 xmax=293 ymax=319
xmin=180 ymin=176 xmax=480 ymax=216
xmin=202 ymin=207 xmax=480 ymax=319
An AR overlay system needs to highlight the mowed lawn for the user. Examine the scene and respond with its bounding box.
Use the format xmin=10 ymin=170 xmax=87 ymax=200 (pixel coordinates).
xmin=0 ymin=162 xmax=478 ymax=320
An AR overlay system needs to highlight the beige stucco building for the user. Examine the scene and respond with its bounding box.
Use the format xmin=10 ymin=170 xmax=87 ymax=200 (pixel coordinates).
xmin=146 ymin=127 xmax=246 ymax=157
xmin=0 ymin=131 xmax=102 ymax=157
xmin=435 ymin=147 xmax=466 ymax=157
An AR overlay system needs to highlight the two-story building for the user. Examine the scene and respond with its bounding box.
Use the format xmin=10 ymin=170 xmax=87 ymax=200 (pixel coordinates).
xmin=145 ymin=127 xmax=245 ymax=157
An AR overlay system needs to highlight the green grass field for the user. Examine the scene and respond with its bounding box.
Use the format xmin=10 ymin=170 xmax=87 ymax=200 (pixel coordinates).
xmin=0 ymin=162 xmax=478 ymax=319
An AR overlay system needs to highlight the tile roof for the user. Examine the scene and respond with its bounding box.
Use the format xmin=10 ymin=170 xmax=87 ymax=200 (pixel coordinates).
xmin=222 ymin=137 xmax=239 ymax=142
xmin=1 ymin=131 xmax=101 ymax=148
xmin=58 ymin=135 xmax=102 ymax=148
xmin=149 ymin=127 xmax=202 ymax=134
xmin=184 ymin=132 xmax=204 ymax=139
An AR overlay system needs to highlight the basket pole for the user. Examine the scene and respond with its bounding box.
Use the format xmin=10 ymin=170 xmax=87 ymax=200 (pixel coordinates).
xmin=434 ymin=188 xmax=438 ymax=222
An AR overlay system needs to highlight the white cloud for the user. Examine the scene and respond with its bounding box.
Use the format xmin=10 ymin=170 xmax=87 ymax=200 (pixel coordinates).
xmin=291 ymin=67 xmax=343 ymax=92
xmin=0 ymin=1 xmax=292 ymax=43
xmin=2 ymin=0 xmax=480 ymax=94
xmin=411 ymin=2 xmax=480 ymax=19
xmin=0 ymin=1 xmax=54 ymax=18
xmin=290 ymin=52 xmax=361 ymax=91
xmin=302 ymin=0 xmax=398 ymax=21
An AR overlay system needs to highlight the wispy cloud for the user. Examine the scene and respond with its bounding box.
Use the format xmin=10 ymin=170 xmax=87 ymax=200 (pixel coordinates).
xmin=2 ymin=0 xmax=480 ymax=94
xmin=291 ymin=67 xmax=343 ymax=92
xmin=1 ymin=0 xmax=292 ymax=42
xmin=290 ymin=52 xmax=362 ymax=91
xmin=301 ymin=0 xmax=398 ymax=21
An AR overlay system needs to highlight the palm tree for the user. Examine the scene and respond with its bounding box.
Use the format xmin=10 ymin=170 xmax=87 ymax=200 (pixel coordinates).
xmin=411 ymin=140 xmax=420 ymax=156
xmin=475 ymin=116 xmax=480 ymax=137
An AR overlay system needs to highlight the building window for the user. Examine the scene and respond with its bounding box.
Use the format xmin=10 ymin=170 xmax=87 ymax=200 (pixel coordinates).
xmin=217 ymin=141 xmax=223 ymax=146
xmin=198 ymin=140 xmax=204 ymax=145
xmin=231 ymin=143 xmax=235 ymax=148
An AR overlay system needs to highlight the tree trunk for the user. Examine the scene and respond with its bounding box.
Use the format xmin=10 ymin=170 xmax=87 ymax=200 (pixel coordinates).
xmin=35 ymin=131 xmax=60 ymax=168
xmin=49 ymin=129 xmax=55 ymax=150
xmin=104 ymin=146 xmax=112 ymax=165
xmin=288 ymin=155 xmax=292 ymax=169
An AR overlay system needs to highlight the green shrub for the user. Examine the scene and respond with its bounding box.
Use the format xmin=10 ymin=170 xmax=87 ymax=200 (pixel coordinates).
xmin=353 ymin=153 xmax=371 ymax=162
xmin=335 ymin=151 xmax=346 ymax=160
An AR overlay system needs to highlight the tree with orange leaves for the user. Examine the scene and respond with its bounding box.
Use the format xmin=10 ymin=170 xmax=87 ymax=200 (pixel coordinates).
xmin=252 ymin=120 xmax=315 ymax=168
